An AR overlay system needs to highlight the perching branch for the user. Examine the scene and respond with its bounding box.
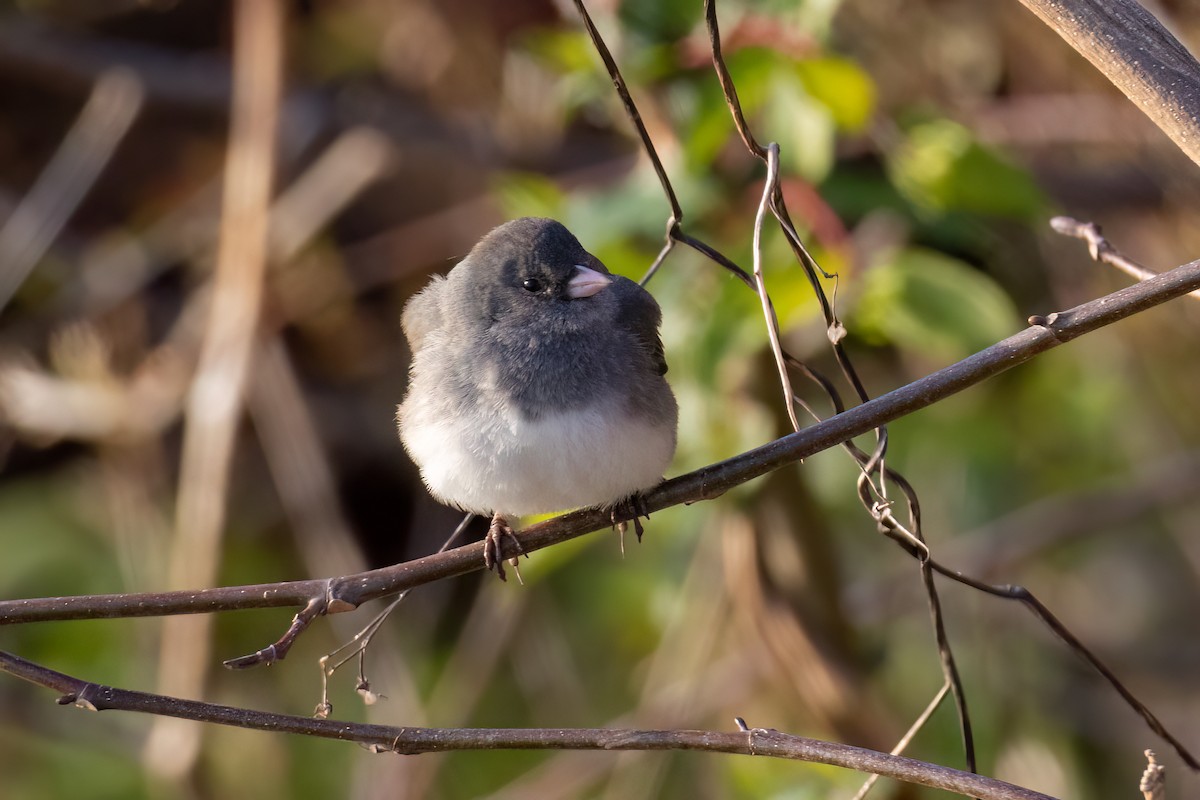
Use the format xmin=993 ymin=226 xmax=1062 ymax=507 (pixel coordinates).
xmin=3 ymin=251 xmax=1199 ymax=627
xmin=0 ymin=650 xmax=1055 ymax=800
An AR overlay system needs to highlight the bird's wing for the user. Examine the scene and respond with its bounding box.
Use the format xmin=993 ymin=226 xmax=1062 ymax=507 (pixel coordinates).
xmin=401 ymin=275 xmax=447 ymax=353
xmin=611 ymin=277 xmax=668 ymax=376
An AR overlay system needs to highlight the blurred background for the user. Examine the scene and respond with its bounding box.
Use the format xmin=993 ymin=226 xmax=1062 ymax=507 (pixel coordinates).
xmin=1 ymin=1 xmax=1199 ymax=798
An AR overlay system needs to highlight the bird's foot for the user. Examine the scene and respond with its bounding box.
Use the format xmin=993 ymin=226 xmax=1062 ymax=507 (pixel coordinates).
xmin=484 ymin=513 xmax=526 ymax=584
xmin=610 ymin=492 xmax=651 ymax=556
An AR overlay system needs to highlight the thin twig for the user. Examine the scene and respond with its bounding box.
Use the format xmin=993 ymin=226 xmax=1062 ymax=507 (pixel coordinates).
xmin=853 ymin=682 xmax=952 ymax=800
xmin=1051 ymin=215 xmax=1200 ymax=301
xmin=571 ymin=0 xmax=682 ymax=224
xmin=917 ymin=547 xmax=976 ymax=773
xmin=671 ymin=230 xmax=754 ymax=286
xmin=638 ymin=218 xmax=678 ymax=287
xmin=922 ymin=562 xmax=1199 ymax=770
xmin=857 ymin=450 xmax=1200 ymax=606
xmin=751 ymin=144 xmax=801 ymax=432
xmin=702 ymin=0 xmax=765 ymax=157
xmin=309 ymin=512 xmax=473 ymax=701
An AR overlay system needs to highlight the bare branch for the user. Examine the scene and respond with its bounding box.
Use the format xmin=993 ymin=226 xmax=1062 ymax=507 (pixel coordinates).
xmin=1016 ymin=0 xmax=1200 ymax=168
xmin=924 ymin=563 xmax=1199 ymax=770
xmin=0 ymin=650 xmax=1056 ymax=800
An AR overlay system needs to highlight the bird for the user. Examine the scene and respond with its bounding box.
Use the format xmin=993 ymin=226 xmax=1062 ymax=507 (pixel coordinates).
xmin=397 ymin=217 xmax=678 ymax=580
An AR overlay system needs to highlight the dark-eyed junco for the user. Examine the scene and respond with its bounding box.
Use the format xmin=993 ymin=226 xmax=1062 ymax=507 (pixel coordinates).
xmin=397 ymin=217 xmax=677 ymax=580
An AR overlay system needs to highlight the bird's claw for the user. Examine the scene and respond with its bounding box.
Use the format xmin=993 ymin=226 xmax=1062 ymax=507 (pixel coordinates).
xmin=610 ymin=492 xmax=651 ymax=554
xmin=484 ymin=514 xmax=526 ymax=584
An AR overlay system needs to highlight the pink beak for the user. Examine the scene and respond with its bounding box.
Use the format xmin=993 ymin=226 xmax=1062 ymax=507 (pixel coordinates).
xmin=566 ymin=265 xmax=612 ymax=299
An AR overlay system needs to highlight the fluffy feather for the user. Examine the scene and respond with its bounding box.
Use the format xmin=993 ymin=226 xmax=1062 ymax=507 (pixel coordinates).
xmin=397 ymin=217 xmax=677 ymax=519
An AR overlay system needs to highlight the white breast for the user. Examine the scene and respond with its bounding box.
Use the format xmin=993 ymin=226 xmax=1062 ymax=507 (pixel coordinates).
xmin=401 ymin=395 xmax=674 ymax=518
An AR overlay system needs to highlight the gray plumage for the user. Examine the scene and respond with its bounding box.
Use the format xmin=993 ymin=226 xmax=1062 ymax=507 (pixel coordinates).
xmin=397 ymin=218 xmax=678 ymax=527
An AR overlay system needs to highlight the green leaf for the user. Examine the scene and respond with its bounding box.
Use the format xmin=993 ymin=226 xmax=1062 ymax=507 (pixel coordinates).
xmin=765 ymin=74 xmax=836 ymax=182
xmin=734 ymin=45 xmax=782 ymax=99
xmin=0 ymin=476 xmax=111 ymax=597
xmin=619 ymin=0 xmax=703 ymax=43
xmin=679 ymin=79 xmax=739 ymax=170
xmin=795 ymin=56 xmax=876 ymax=132
xmin=561 ymin=167 xmax=720 ymax=246
xmin=713 ymin=48 xmax=841 ymax=181
xmin=888 ymin=120 xmax=1045 ymax=219
xmin=854 ymin=247 xmax=1020 ymax=360
xmin=519 ymin=29 xmax=597 ymax=75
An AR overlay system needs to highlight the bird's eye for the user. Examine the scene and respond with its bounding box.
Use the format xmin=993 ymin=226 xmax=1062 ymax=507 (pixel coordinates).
xmin=521 ymin=278 xmax=543 ymax=293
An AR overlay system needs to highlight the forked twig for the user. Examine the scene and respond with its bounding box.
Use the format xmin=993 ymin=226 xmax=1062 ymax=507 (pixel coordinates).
xmin=1051 ymin=215 xmax=1200 ymax=301
xmin=312 ymin=513 xmax=475 ymax=713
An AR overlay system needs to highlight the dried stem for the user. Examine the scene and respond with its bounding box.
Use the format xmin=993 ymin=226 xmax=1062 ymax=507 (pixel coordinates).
xmin=146 ymin=0 xmax=284 ymax=778
xmin=0 ymin=68 xmax=143 ymax=312
xmin=750 ymin=144 xmax=801 ymax=432
xmin=853 ymin=682 xmax=952 ymax=800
